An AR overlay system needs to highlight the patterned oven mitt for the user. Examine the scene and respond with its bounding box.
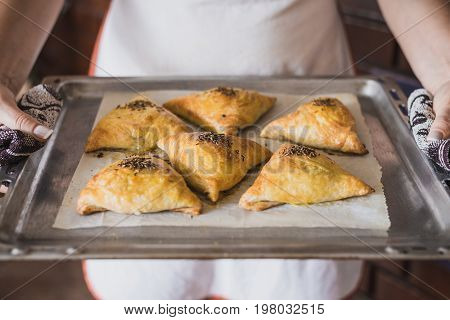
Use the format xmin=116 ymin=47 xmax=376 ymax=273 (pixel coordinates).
xmin=0 ymin=84 xmax=63 ymax=166
xmin=408 ymin=89 xmax=450 ymax=171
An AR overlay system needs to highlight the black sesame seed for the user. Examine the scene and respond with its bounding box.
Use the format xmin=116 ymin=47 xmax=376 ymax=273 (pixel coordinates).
xmin=118 ymin=157 xmax=159 ymax=170
xmin=282 ymin=145 xmax=318 ymax=158
xmin=116 ymin=99 xmax=159 ymax=110
xmin=197 ymin=132 xmax=232 ymax=148
xmin=214 ymin=87 xmax=237 ymax=97
xmin=312 ymin=98 xmax=337 ymax=107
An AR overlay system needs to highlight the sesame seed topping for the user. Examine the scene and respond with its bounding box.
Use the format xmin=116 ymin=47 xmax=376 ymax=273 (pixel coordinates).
xmin=312 ymin=98 xmax=337 ymax=107
xmin=281 ymin=145 xmax=318 ymax=158
xmin=213 ymin=87 xmax=237 ymax=97
xmin=117 ymin=99 xmax=159 ymax=110
xmin=118 ymin=157 xmax=159 ymax=170
xmin=196 ymin=132 xmax=232 ymax=148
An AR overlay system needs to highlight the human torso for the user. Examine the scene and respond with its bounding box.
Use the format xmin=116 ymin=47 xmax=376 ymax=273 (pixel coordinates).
xmin=87 ymin=0 xmax=360 ymax=300
xmin=94 ymin=0 xmax=352 ymax=77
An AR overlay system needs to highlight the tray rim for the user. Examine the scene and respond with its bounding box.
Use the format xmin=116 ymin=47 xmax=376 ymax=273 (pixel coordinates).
xmin=0 ymin=75 xmax=448 ymax=260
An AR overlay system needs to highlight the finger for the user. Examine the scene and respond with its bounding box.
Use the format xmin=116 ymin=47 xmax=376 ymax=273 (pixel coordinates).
xmin=428 ymin=116 xmax=449 ymax=140
xmin=0 ymin=99 xmax=53 ymax=140
xmin=428 ymin=96 xmax=450 ymax=141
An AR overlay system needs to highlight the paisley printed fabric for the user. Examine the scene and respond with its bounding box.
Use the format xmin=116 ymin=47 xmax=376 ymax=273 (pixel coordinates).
xmin=0 ymin=84 xmax=63 ymax=166
xmin=407 ymin=89 xmax=450 ymax=171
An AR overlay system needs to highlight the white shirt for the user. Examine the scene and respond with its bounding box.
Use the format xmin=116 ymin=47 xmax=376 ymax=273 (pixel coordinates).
xmin=94 ymin=0 xmax=353 ymax=77
xmin=86 ymin=0 xmax=362 ymax=300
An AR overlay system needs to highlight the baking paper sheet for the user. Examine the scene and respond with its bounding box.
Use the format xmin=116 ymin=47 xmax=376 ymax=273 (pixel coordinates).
xmin=53 ymin=90 xmax=390 ymax=230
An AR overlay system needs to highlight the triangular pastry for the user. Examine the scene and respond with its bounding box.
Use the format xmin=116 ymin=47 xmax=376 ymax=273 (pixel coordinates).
xmin=157 ymin=132 xmax=272 ymax=202
xmin=163 ymin=87 xmax=276 ymax=135
xmin=261 ymin=97 xmax=367 ymax=154
xmin=239 ymin=143 xmax=374 ymax=211
xmin=85 ymin=96 xmax=191 ymax=153
xmin=77 ymin=154 xmax=202 ymax=215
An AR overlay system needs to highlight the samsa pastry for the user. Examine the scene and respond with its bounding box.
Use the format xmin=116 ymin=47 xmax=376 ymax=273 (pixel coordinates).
xmin=85 ymin=96 xmax=190 ymax=153
xmin=239 ymin=143 xmax=374 ymax=211
xmin=261 ymin=97 xmax=367 ymax=154
xmin=157 ymin=132 xmax=272 ymax=202
xmin=77 ymin=154 xmax=202 ymax=215
xmin=163 ymin=87 xmax=276 ymax=135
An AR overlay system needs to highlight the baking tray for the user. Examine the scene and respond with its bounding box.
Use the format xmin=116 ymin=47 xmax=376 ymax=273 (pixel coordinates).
xmin=0 ymin=76 xmax=448 ymax=260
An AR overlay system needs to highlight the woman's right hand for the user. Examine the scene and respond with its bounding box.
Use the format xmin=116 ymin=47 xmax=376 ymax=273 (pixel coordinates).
xmin=0 ymin=84 xmax=53 ymax=140
xmin=428 ymin=80 xmax=450 ymax=141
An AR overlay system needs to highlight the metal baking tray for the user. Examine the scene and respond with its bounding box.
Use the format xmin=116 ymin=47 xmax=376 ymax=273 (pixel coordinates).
xmin=0 ymin=76 xmax=449 ymax=260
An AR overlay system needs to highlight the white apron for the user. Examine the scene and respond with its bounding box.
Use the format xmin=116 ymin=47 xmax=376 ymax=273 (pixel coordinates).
xmin=85 ymin=0 xmax=362 ymax=299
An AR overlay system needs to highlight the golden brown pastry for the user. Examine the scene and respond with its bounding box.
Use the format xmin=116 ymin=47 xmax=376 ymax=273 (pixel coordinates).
xmin=163 ymin=87 xmax=276 ymax=135
xmin=261 ymin=97 xmax=367 ymax=154
xmin=239 ymin=143 xmax=374 ymax=211
xmin=157 ymin=132 xmax=272 ymax=202
xmin=85 ymin=96 xmax=191 ymax=153
xmin=77 ymin=154 xmax=202 ymax=215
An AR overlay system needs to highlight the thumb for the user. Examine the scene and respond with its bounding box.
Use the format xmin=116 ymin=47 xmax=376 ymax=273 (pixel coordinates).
xmin=428 ymin=115 xmax=449 ymax=140
xmin=428 ymin=85 xmax=450 ymax=141
xmin=12 ymin=109 xmax=54 ymax=140
xmin=0 ymin=89 xmax=53 ymax=140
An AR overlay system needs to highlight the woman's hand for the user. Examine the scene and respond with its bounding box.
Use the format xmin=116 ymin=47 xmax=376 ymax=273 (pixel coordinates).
xmin=0 ymin=84 xmax=53 ymax=140
xmin=429 ymin=80 xmax=450 ymax=140
xmin=378 ymin=0 xmax=449 ymax=139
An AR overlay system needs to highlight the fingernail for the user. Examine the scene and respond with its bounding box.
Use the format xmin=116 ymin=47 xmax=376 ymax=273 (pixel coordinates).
xmin=33 ymin=125 xmax=53 ymax=140
xmin=427 ymin=130 xmax=443 ymax=141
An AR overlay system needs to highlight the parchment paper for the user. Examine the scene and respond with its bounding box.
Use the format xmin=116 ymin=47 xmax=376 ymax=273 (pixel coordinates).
xmin=53 ymin=90 xmax=390 ymax=230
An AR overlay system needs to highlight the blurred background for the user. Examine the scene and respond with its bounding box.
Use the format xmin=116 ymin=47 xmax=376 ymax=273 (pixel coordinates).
xmin=0 ymin=0 xmax=448 ymax=299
